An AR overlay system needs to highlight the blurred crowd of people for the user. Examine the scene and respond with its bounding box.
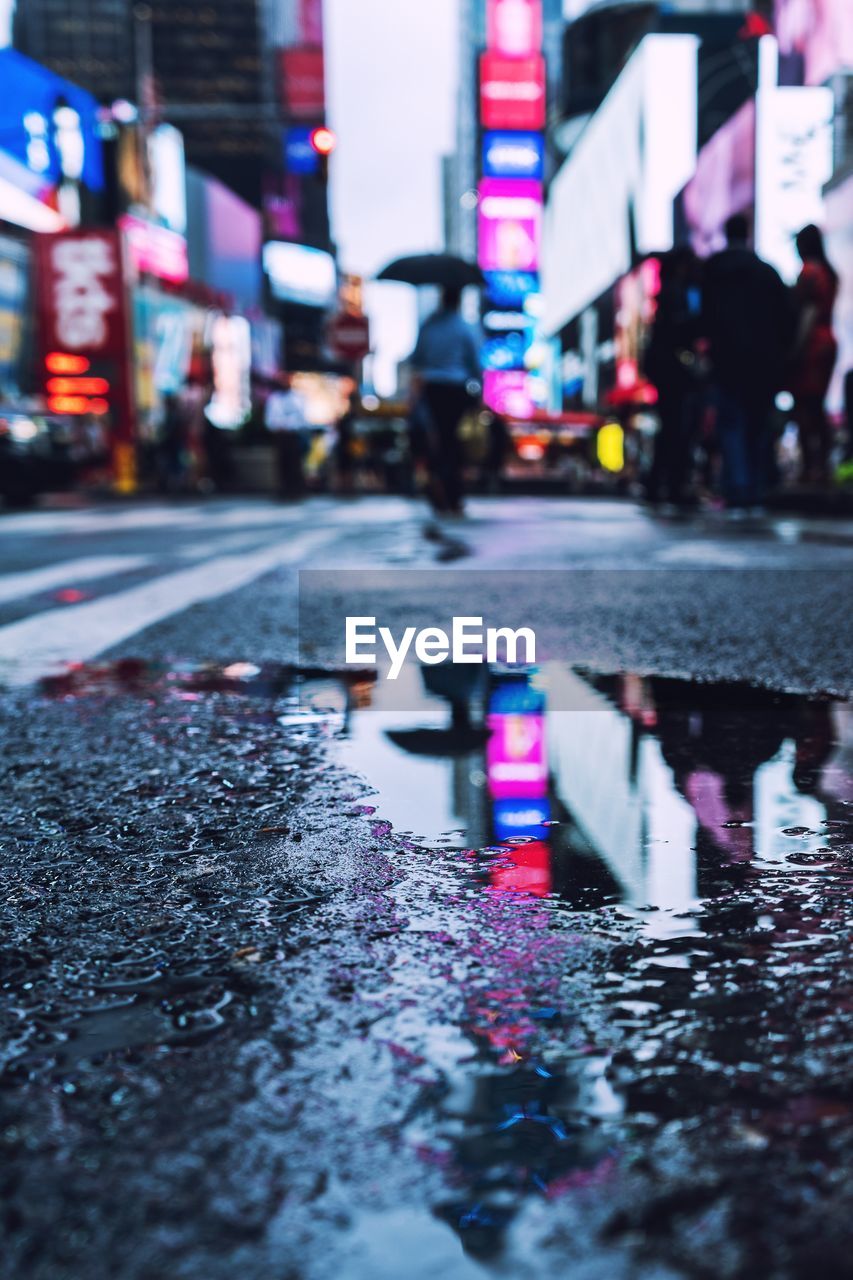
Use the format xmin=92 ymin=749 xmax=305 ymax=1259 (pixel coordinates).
xmin=643 ymin=215 xmax=844 ymax=514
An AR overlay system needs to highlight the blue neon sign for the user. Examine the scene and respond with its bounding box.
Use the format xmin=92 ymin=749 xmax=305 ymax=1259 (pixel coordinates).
xmin=482 ymin=131 xmax=544 ymax=180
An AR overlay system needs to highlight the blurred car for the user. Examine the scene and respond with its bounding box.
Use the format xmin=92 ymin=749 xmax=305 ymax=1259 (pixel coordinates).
xmin=0 ymin=406 xmax=108 ymax=507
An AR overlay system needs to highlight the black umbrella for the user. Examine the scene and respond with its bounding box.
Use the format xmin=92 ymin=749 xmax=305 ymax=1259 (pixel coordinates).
xmin=376 ymin=253 xmax=485 ymax=289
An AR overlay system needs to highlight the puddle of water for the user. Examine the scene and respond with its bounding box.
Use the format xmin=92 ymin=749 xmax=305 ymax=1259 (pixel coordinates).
xmin=331 ymin=663 xmax=853 ymax=1257
xmin=32 ymin=656 xmax=853 ymax=1262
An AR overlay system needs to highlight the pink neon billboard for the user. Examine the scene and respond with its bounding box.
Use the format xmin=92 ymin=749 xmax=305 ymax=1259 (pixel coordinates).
xmin=486 ymin=709 xmax=547 ymax=798
xmin=486 ymin=0 xmax=543 ymax=58
xmin=478 ymin=177 xmax=542 ymax=273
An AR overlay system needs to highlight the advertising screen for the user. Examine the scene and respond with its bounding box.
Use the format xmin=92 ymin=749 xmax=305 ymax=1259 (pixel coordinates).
xmin=774 ymin=0 xmax=853 ymax=87
xmin=285 ymin=126 xmax=320 ymax=175
xmin=263 ymin=241 xmax=337 ymax=307
xmin=482 ymin=330 xmax=528 ymax=371
xmin=482 ymin=131 xmax=544 ymax=180
xmin=0 ymin=49 xmax=104 ymax=195
xmin=279 ymin=46 xmax=326 ymax=119
xmin=486 ymin=0 xmax=543 ymax=59
xmin=119 ymin=214 xmax=190 ymax=285
xmin=478 ymin=177 xmax=542 ymax=273
xmin=682 ymin=99 xmax=756 ymax=258
xmin=484 ymin=269 xmax=539 ymax=307
xmin=483 ymin=369 xmax=535 ymax=418
xmin=480 ymin=53 xmax=546 ymax=130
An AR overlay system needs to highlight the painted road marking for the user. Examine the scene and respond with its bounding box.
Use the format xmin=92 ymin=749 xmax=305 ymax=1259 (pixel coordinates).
xmin=0 ymin=528 xmax=337 ymax=687
xmin=0 ymin=555 xmax=152 ymax=606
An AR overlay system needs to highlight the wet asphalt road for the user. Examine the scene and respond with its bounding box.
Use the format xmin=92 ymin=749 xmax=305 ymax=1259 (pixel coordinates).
xmin=1 ymin=496 xmax=852 ymax=1280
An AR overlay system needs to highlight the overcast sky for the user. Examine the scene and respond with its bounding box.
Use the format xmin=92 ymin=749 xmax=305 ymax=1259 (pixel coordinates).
xmin=0 ymin=0 xmax=460 ymax=394
xmin=326 ymin=0 xmax=459 ymax=392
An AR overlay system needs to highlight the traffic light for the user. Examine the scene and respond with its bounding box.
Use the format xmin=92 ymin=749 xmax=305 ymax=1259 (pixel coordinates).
xmin=309 ymin=126 xmax=336 ymax=157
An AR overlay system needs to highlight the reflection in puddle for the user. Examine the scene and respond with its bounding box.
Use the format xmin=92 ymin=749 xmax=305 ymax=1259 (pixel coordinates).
xmin=38 ymin=657 xmax=853 ymax=1262
xmin=336 ymin=663 xmax=853 ymax=1258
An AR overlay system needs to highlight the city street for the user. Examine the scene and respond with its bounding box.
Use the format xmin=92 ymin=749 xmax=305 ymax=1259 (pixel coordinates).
xmin=1 ymin=495 xmax=852 ymax=1279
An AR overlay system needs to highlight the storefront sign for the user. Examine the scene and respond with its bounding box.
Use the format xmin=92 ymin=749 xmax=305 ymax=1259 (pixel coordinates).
xmin=36 ymin=230 xmax=125 ymax=356
xmin=119 ymin=214 xmax=189 ymax=285
xmin=478 ymin=177 xmax=542 ymax=273
xmin=486 ymin=0 xmax=543 ymax=59
xmin=480 ymin=53 xmax=546 ymax=130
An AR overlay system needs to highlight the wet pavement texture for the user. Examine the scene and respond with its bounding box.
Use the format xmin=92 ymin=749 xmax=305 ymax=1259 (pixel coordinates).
xmin=1 ymin=657 xmax=851 ymax=1279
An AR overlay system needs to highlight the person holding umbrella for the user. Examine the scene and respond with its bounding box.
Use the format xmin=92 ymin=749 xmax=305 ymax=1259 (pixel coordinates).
xmin=378 ymin=254 xmax=483 ymax=517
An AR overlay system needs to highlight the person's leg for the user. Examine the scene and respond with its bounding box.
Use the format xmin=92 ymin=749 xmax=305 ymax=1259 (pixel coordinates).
xmin=422 ymin=384 xmax=449 ymax=513
xmin=715 ymin=387 xmax=749 ymax=507
xmin=440 ymin=386 xmax=469 ymax=513
xmin=424 ymin=384 xmax=468 ymax=514
xmin=795 ymin=397 xmax=828 ymax=483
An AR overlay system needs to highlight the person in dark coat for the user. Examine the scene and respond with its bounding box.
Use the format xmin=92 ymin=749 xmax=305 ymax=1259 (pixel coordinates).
xmin=703 ymin=214 xmax=794 ymax=510
xmin=643 ymin=247 xmax=702 ymax=508
xmin=789 ymin=223 xmax=839 ymax=484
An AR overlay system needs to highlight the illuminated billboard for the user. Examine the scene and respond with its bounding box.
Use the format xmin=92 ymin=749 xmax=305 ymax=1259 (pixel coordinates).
xmin=483 ymin=369 xmax=535 ymax=419
xmin=486 ymin=0 xmax=543 ymax=59
xmin=480 ymin=53 xmax=546 ymax=130
xmin=484 ymin=269 xmax=539 ymax=307
xmin=263 ymin=241 xmax=336 ymax=308
xmin=478 ymin=177 xmax=542 ymax=273
xmin=482 ymin=131 xmax=544 ymax=180
xmin=774 ymin=0 xmax=853 ymax=87
xmin=755 ymin=82 xmax=834 ymax=282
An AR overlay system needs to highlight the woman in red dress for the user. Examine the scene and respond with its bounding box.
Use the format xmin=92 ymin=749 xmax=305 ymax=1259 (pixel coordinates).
xmin=790 ymin=224 xmax=839 ymax=484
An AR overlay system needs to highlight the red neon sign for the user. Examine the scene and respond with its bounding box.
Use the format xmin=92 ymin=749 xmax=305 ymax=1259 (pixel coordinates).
xmin=45 ymin=352 xmax=91 ymax=374
xmin=46 ymin=376 xmax=110 ymax=395
xmin=480 ymin=52 xmax=546 ymax=130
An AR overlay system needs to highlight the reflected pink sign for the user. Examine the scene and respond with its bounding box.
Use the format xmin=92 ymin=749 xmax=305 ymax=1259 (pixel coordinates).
xmin=487 ymin=0 xmax=543 ymax=58
xmin=483 ymin=369 xmax=535 ymax=419
xmin=486 ymin=711 xmax=547 ymax=798
xmin=478 ymin=177 xmax=542 ymax=273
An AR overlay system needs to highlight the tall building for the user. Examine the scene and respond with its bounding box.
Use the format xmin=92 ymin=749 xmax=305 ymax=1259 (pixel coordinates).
xmin=13 ymin=0 xmax=134 ymax=106
xmin=13 ymin=0 xmax=333 ymax=225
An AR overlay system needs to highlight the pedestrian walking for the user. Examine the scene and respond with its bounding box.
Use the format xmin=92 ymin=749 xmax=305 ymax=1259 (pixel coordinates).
xmin=157 ymin=392 xmax=187 ymax=495
xmin=265 ymin=377 xmax=308 ymax=500
xmin=703 ymin=214 xmax=794 ymax=511
xmin=643 ymin=247 xmax=703 ymax=509
xmin=788 ymin=224 xmax=838 ymax=485
xmin=410 ymin=286 xmax=481 ymax=516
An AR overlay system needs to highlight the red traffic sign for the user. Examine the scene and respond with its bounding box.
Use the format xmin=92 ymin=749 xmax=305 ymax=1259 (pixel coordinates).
xmin=328 ymin=311 xmax=371 ymax=362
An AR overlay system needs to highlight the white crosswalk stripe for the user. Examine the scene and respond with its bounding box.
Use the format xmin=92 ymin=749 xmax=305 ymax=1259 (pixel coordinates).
xmin=0 ymin=527 xmax=338 ymax=688
xmin=0 ymin=555 xmax=152 ymax=606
